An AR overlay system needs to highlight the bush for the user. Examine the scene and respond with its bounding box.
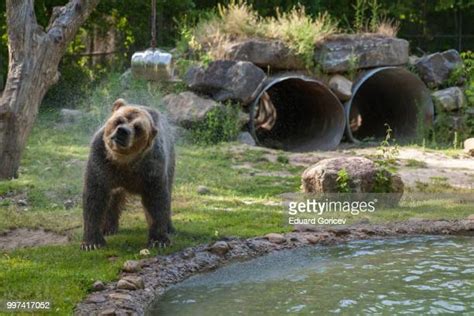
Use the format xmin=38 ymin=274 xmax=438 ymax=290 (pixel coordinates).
xmin=189 ymin=104 xmax=242 ymax=145
xmin=183 ymin=1 xmax=338 ymax=69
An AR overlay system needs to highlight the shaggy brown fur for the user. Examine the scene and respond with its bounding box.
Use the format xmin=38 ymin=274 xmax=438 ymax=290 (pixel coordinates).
xmin=81 ymin=99 xmax=175 ymax=250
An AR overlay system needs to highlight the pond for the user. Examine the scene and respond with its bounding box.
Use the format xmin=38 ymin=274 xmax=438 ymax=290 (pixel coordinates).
xmin=147 ymin=236 xmax=474 ymax=315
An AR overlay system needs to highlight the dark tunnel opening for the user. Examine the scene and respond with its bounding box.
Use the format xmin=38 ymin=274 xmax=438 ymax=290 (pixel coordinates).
xmin=250 ymin=76 xmax=345 ymax=152
xmin=345 ymin=67 xmax=434 ymax=143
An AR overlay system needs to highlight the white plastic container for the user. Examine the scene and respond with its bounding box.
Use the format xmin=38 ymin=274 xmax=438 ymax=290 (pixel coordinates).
xmin=131 ymin=49 xmax=173 ymax=81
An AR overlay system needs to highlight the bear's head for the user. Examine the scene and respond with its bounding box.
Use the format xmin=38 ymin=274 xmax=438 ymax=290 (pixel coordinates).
xmin=103 ymin=99 xmax=157 ymax=163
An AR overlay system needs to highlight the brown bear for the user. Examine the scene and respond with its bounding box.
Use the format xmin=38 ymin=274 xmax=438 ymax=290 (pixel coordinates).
xmin=81 ymin=99 xmax=175 ymax=250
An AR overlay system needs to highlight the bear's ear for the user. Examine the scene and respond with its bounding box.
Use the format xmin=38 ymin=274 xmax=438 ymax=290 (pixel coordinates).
xmin=112 ymin=98 xmax=127 ymax=112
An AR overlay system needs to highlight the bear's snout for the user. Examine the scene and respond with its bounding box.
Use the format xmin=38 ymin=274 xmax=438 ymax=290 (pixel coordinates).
xmin=112 ymin=126 xmax=131 ymax=147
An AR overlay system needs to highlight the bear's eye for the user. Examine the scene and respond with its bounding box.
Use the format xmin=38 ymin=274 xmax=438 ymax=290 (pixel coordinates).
xmin=115 ymin=117 xmax=125 ymax=126
xmin=134 ymin=125 xmax=142 ymax=134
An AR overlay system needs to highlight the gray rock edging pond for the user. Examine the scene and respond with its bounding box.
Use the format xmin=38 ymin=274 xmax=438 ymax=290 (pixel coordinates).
xmin=74 ymin=219 xmax=474 ymax=315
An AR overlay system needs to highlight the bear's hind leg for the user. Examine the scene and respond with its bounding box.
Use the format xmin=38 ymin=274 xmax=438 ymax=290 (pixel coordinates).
xmin=102 ymin=189 xmax=126 ymax=236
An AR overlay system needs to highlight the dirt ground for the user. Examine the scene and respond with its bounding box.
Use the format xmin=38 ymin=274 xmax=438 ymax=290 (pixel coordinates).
xmin=0 ymin=228 xmax=69 ymax=251
xmin=233 ymin=145 xmax=474 ymax=189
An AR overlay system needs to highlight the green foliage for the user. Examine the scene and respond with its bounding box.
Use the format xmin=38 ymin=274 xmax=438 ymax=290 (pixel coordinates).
xmin=189 ymin=104 xmax=242 ymax=145
xmin=461 ymin=51 xmax=474 ymax=106
xmin=347 ymin=52 xmax=359 ymax=80
xmin=336 ymin=168 xmax=351 ymax=193
xmin=405 ymin=159 xmax=427 ymax=168
xmin=368 ymin=0 xmax=381 ymax=32
xmin=184 ymin=2 xmax=338 ymax=70
xmin=353 ymin=0 xmax=367 ymax=32
xmin=373 ymin=124 xmax=399 ymax=193
xmin=276 ymin=154 xmax=289 ymax=164
xmin=265 ymin=7 xmax=338 ymax=69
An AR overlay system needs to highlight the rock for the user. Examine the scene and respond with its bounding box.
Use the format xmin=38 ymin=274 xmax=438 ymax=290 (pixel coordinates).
xmin=162 ymin=91 xmax=222 ymax=128
xmin=237 ymin=132 xmax=256 ymax=146
xmin=116 ymin=275 xmax=145 ymax=290
xmin=408 ymin=55 xmax=420 ymax=66
xmin=314 ymin=34 xmax=409 ymax=73
xmin=223 ymin=39 xmax=305 ymax=70
xmin=415 ymin=49 xmax=463 ymax=88
xmin=265 ymin=233 xmax=286 ymax=244
xmin=108 ymin=293 xmax=133 ymax=301
xmin=306 ymin=235 xmax=321 ymax=244
xmin=139 ymin=249 xmax=150 ymax=257
xmin=99 ymin=308 xmax=117 ymax=316
xmin=86 ymin=294 xmax=107 ymax=303
xmin=92 ymin=280 xmax=105 ymax=291
xmin=197 ymin=185 xmax=210 ymax=195
xmin=184 ymin=60 xmax=266 ymax=105
xmin=301 ymin=157 xmax=404 ymax=196
xmin=17 ymin=199 xmax=27 ymax=206
xmin=122 ymin=260 xmax=141 ymax=273
xmin=464 ymin=138 xmax=474 ymax=156
xmin=328 ymin=75 xmax=352 ymax=101
xmin=59 ymin=109 xmax=83 ymax=124
xmin=209 ymin=241 xmax=230 ymax=255
xmin=63 ymin=199 xmax=74 ymax=210
xmin=467 ymin=214 xmax=474 ymax=221
xmin=432 ymin=87 xmax=466 ymax=112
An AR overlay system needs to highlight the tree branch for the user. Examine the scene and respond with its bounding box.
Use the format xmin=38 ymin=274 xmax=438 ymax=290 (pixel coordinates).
xmin=47 ymin=0 xmax=100 ymax=49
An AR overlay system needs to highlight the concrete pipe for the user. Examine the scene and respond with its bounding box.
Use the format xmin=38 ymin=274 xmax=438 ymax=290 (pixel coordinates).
xmin=345 ymin=67 xmax=434 ymax=143
xmin=249 ymin=76 xmax=345 ymax=152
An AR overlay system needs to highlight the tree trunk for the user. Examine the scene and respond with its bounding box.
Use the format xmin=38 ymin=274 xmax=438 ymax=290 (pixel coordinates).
xmin=0 ymin=0 xmax=99 ymax=179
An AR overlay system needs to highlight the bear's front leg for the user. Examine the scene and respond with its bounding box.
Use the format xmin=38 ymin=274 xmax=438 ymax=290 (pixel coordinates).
xmin=81 ymin=175 xmax=109 ymax=251
xmin=142 ymin=185 xmax=172 ymax=248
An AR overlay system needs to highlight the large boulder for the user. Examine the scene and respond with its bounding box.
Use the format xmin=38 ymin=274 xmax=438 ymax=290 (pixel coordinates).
xmin=184 ymin=60 xmax=266 ymax=105
xmin=223 ymin=39 xmax=305 ymax=70
xmin=431 ymin=87 xmax=466 ymax=112
xmin=314 ymin=34 xmax=409 ymax=73
xmin=162 ymin=91 xmax=222 ymax=128
xmin=414 ymin=49 xmax=463 ymax=88
xmin=464 ymin=138 xmax=474 ymax=157
xmin=301 ymin=157 xmax=404 ymax=195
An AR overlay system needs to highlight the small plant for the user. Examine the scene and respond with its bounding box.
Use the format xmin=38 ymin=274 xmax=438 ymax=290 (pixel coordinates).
xmin=373 ymin=18 xmax=399 ymax=37
xmin=353 ymin=0 xmax=367 ymax=33
xmin=368 ymin=0 xmax=381 ymax=33
xmin=405 ymin=159 xmax=427 ymax=168
xmin=189 ymin=104 xmax=241 ymax=145
xmin=373 ymin=124 xmax=399 ymax=193
xmin=336 ymin=168 xmax=351 ymax=193
xmin=265 ymin=7 xmax=338 ymax=68
xmin=453 ymin=131 xmax=459 ymax=149
xmin=276 ymin=154 xmax=289 ymax=164
xmin=352 ymin=0 xmax=398 ymax=36
xmin=347 ymin=51 xmax=359 ymax=80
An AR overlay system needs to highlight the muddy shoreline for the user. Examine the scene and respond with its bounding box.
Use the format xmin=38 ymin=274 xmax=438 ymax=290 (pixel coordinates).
xmin=74 ymin=219 xmax=474 ymax=315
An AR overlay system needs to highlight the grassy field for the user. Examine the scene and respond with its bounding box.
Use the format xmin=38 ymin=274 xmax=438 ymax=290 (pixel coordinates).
xmin=0 ymin=108 xmax=472 ymax=314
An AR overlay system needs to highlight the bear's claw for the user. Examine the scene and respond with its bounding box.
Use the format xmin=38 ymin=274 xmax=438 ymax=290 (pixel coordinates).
xmin=148 ymin=236 xmax=171 ymax=249
xmin=80 ymin=242 xmax=104 ymax=251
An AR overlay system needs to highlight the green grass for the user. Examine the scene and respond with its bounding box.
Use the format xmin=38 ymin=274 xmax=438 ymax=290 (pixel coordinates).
xmin=404 ymin=159 xmax=428 ymax=168
xmin=0 ymin=109 xmax=472 ymax=314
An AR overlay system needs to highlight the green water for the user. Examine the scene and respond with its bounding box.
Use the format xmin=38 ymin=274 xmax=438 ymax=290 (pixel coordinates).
xmin=148 ymin=236 xmax=474 ymax=315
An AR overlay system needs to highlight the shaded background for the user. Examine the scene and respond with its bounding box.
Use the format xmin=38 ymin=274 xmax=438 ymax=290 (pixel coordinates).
xmin=0 ymin=0 xmax=473 ymax=105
